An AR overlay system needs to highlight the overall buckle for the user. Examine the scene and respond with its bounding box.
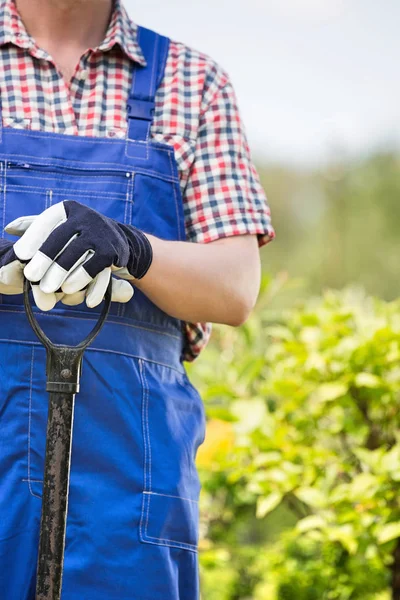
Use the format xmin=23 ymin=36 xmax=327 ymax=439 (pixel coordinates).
xmin=127 ymin=99 xmax=155 ymax=121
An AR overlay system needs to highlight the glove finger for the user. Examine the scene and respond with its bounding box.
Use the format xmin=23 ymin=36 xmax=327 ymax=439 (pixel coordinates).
xmin=85 ymin=273 xmax=134 ymax=308
xmin=61 ymin=265 xmax=92 ymax=294
xmin=61 ymin=245 xmax=108 ymax=295
xmin=31 ymin=284 xmax=57 ymax=312
xmin=39 ymin=228 xmax=99 ymax=293
xmin=13 ymin=202 xmax=67 ymax=261
xmin=5 ymin=215 xmax=38 ymax=237
xmin=85 ymin=267 xmax=111 ymax=308
xmin=24 ymin=222 xmax=83 ymax=285
xmin=39 ymin=248 xmax=93 ymax=293
xmin=111 ymin=278 xmax=134 ymax=304
xmin=0 ymin=284 xmax=23 ymax=294
xmin=111 ymin=266 xmax=133 ymax=281
xmin=0 ymin=260 xmax=24 ymax=289
xmin=61 ymin=290 xmax=86 ymax=306
xmin=55 ymin=291 xmax=65 ymax=303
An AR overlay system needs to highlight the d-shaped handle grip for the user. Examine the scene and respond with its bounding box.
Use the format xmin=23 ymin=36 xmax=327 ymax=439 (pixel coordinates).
xmin=23 ymin=277 xmax=112 ymax=353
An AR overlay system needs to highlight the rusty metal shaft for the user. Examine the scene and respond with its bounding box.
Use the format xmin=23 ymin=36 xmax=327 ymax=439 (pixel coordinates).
xmin=35 ymin=345 xmax=83 ymax=600
xmin=36 ymin=389 xmax=75 ymax=600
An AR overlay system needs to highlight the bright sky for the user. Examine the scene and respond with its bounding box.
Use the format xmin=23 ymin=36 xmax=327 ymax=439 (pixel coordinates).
xmin=126 ymin=0 xmax=399 ymax=166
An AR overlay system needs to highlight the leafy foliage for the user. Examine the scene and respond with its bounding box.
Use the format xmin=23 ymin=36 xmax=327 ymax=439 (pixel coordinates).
xmin=190 ymin=277 xmax=400 ymax=599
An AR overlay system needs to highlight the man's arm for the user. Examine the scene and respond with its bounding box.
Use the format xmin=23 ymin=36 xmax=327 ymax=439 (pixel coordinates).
xmin=129 ymin=233 xmax=261 ymax=327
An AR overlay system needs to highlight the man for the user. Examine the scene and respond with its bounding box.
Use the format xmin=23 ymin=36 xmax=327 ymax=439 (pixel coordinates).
xmin=0 ymin=0 xmax=275 ymax=598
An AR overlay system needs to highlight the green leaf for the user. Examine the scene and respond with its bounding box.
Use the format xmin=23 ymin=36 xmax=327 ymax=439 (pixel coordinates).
xmin=354 ymin=372 xmax=382 ymax=388
xmin=296 ymin=515 xmax=326 ymax=533
xmin=265 ymin=325 xmax=294 ymax=341
xmin=381 ymin=445 xmax=400 ymax=474
xmin=327 ymin=525 xmax=358 ymax=555
xmin=348 ymin=473 xmax=379 ymax=500
xmin=253 ymin=452 xmax=282 ymax=467
xmin=295 ymin=487 xmax=326 ymax=508
xmin=256 ymin=492 xmax=283 ymax=519
xmin=377 ymin=522 xmax=400 ymax=544
xmin=231 ymin=399 xmax=266 ymax=434
xmin=311 ymin=382 xmax=348 ymax=403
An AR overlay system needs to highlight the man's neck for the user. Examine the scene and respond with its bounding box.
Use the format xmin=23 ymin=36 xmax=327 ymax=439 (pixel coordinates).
xmin=15 ymin=0 xmax=113 ymax=53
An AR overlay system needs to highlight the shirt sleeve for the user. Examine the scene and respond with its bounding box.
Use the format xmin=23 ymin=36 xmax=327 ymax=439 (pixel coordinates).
xmin=182 ymin=75 xmax=275 ymax=248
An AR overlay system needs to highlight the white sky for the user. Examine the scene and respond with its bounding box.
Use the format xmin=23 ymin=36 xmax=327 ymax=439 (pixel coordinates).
xmin=125 ymin=0 xmax=399 ymax=166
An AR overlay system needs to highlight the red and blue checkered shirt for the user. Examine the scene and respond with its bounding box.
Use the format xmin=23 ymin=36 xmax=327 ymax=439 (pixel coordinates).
xmin=0 ymin=0 xmax=275 ymax=361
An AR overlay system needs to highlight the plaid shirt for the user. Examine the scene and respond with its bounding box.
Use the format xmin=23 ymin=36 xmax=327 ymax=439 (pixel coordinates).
xmin=0 ymin=0 xmax=275 ymax=362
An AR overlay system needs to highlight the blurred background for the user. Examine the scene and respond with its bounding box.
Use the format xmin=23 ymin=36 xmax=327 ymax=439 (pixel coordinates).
xmin=129 ymin=2 xmax=400 ymax=598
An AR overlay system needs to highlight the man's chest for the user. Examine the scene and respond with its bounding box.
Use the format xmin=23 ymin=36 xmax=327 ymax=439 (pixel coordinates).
xmin=0 ymin=46 xmax=198 ymax=196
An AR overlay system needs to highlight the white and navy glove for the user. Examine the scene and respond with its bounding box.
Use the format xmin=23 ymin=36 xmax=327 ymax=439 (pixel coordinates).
xmin=0 ymin=236 xmax=134 ymax=311
xmin=5 ymin=200 xmax=153 ymax=308
xmin=0 ymin=239 xmax=25 ymax=295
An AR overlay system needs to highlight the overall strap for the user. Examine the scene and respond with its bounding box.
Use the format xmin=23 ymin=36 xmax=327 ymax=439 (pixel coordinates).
xmin=127 ymin=26 xmax=170 ymax=142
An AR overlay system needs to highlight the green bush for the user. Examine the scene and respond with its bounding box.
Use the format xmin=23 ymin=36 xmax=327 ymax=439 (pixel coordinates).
xmin=190 ymin=277 xmax=400 ymax=599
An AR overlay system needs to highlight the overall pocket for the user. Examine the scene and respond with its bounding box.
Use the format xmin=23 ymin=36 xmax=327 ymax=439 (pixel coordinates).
xmin=2 ymin=160 xmax=134 ymax=229
xmin=138 ymin=358 xmax=206 ymax=552
xmin=0 ymin=337 xmax=49 ymax=513
xmin=0 ymin=159 xmax=134 ymax=316
xmin=25 ymin=345 xmax=48 ymax=499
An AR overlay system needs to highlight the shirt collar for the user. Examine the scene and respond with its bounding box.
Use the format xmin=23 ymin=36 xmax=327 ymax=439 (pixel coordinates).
xmin=97 ymin=0 xmax=147 ymax=66
xmin=0 ymin=0 xmax=147 ymax=66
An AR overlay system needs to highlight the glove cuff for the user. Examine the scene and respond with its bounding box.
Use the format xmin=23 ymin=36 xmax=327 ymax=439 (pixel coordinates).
xmin=119 ymin=224 xmax=153 ymax=280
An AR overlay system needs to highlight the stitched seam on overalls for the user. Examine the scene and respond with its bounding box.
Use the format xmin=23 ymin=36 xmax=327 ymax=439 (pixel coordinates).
xmin=5 ymin=185 xmax=125 ymax=199
xmin=4 ymin=165 xmax=178 ymax=184
xmin=1 ymin=149 xmax=180 ymax=180
xmin=2 ymin=129 xmax=178 ymax=166
xmin=0 ymin=161 xmax=4 ymax=238
xmin=125 ymin=138 xmax=150 ymax=160
xmin=4 ymin=170 xmax=133 ymax=184
xmin=119 ymin=173 xmax=135 ymax=319
xmin=27 ymin=346 xmax=41 ymax=498
xmin=0 ymin=339 xmax=185 ymax=374
xmin=129 ymin=172 xmax=134 ymax=225
xmin=143 ymin=490 xmax=199 ymax=504
xmin=139 ymin=359 xmax=152 ymax=492
xmin=7 ymin=178 xmax=129 ymax=192
xmin=0 ymin=311 xmax=182 ymax=339
xmin=138 ymin=361 xmax=199 ymax=552
xmin=143 ymin=494 xmax=198 ymax=552
xmin=2 ymin=161 xmax=7 ymax=241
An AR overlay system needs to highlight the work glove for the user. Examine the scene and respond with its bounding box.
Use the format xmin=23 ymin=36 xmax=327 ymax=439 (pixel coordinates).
xmin=5 ymin=200 xmax=153 ymax=308
xmin=0 ymin=237 xmax=134 ymax=311
xmin=0 ymin=238 xmax=25 ymax=295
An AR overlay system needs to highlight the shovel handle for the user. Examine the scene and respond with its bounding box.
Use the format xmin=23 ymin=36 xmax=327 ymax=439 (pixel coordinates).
xmin=23 ymin=277 xmax=112 ymax=351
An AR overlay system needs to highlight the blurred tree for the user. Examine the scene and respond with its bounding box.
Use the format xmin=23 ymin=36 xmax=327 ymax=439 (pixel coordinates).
xmin=257 ymin=151 xmax=400 ymax=301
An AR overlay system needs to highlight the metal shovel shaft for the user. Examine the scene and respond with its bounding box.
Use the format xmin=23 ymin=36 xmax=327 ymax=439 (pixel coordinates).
xmin=35 ymin=345 xmax=84 ymax=600
xmin=36 ymin=389 xmax=75 ymax=600
xmin=23 ymin=278 xmax=112 ymax=600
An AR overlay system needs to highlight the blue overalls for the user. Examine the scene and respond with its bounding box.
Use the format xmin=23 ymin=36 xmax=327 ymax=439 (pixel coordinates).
xmin=0 ymin=26 xmax=206 ymax=600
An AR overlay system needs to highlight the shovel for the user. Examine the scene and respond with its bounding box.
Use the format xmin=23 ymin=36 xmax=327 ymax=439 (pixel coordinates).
xmin=23 ymin=277 xmax=112 ymax=600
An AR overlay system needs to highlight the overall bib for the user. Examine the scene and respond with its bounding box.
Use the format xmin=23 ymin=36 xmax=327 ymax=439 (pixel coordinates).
xmin=0 ymin=26 xmax=206 ymax=600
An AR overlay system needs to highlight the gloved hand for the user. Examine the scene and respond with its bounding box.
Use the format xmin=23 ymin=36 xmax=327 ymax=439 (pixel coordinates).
xmin=0 ymin=238 xmax=25 ymax=295
xmin=5 ymin=200 xmax=153 ymax=306
xmin=0 ymin=237 xmax=134 ymax=311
